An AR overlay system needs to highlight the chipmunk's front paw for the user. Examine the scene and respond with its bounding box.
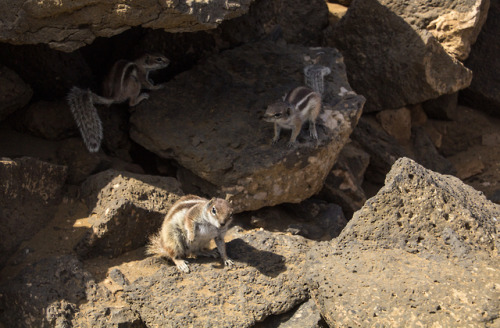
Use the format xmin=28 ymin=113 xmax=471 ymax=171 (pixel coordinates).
xmin=224 ymin=258 xmax=234 ymax=267
xmin=287 ymin=141 xmax=296 ymax=148
xmin=174 ymin=259 xmax=190 ymax=273
xmin=271 ymin=138 xmax=279 ymax=145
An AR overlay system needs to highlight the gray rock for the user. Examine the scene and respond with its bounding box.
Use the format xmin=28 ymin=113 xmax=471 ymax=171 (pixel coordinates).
xmin=325 ymin=0 xmax=476 ymax=112
xmin=0 ymin=157 xmax=67 ymax=268
xmin=461 ymin=0 xmax=500 ymax=116
xmin=308 ymin=157 xmax=500 ymax=327
xmin=131 ymin=41 xmax=365 ymax=213
xmin=0 ymin=66 xmax=32 ymax=122
xmin=338 ymin=157 xmax=499 ymax=257
xmin=123 ymin=230 xmax=310 ymax=327
xmin=75 ymin=170 xmax=183 ymax=258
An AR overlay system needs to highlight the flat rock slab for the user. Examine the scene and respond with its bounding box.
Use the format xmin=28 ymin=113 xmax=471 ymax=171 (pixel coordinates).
xmin=131 ymin=41 xmax=365 ymax=212
xmin=76 ymin=169 xmax=184 ymax=258
xmin=123 ymin=230 xmax=311 ymax=327
xmin=0 ymin=0 xmax=253 ymax=52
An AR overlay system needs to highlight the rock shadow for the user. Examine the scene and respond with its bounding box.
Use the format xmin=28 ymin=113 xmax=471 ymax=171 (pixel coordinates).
xmin=226 ymin=238 xmax=287 ymax=278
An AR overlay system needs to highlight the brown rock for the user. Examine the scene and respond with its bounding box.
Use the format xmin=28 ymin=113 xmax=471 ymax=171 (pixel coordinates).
xmin=309 ymin=157 xmax=500 ymax=326
xmin=409 ymin=103 xmax=428 ymax=126
xmin=130 ymin=41 xmax=365 ymax=213
xmin=376 ymin=107 xmax=412 ymax=143
xmin=0 ymin=0 xmax=253 ymax=52
xmin=0 ymin=66 xmax=32 ymax=122
xmin=325 ymin=0 xmax=476 ymax=112
xmin=448 ymin=149 xmax=485 ymax=179
xmin=76 ymin=170 xmax=183 ymax=258
xmin=0 ymin=157 xmax=67 ymax=268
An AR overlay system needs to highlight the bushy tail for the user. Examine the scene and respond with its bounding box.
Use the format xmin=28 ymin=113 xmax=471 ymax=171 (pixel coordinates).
xmin=146 ymin=232 xmax=166 ymax=256
xmin=66 ymin=87 xmax=103 ymax=152
xmin=304 ymin=64 xmax=332 ymax=96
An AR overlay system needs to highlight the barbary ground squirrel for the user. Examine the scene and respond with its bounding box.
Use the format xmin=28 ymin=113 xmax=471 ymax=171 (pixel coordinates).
xmin=67 ymin=53 xmax=169 ymax=152
xmin=146 ymin=195 xmax=234 ymax=273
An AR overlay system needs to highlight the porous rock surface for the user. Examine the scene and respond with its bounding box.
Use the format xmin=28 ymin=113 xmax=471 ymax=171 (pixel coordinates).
xmin=76 ymin=169 xmax=184 ymax=258
xmin=326 ymin=0 xmax=484 ymax=112
xmin=123 ymin=230 xmax=311 ymax=327
xmin=308 ymin=157 xmax=500 ymax=327
xmin=0 ymin=157 xmax=67 ymax=268
xmin=0 ymin=0 xmax=253 ymax=52
xmin=1 ymin=157 xmax=499 ymax=327
xmin=131 ymin=41 xmax=365 ymax=213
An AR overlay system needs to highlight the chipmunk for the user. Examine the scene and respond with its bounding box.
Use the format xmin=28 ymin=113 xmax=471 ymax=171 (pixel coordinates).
xmin=263 ymin=86 xmax=322 ymax=147
xmin=146 ymin=195 xmax=234 ymax=273
xmin=67 ymin=53 xmax=170 ymax=152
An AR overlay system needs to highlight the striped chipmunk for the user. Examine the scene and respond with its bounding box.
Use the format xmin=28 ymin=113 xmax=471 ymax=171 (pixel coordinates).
xmin=67 ymin=53 xmax=170 ymax=153
xmin=263 ymin=86 xmax=322 ymax=148
xmin=146 ymin=195 xmax=234 ymax=273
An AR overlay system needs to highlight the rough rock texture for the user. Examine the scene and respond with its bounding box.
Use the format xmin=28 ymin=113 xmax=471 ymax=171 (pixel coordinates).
xmin=326 ymin=0 xmax=478 ymax=112
xmin=309 ymin=157 xmax=500 ymax=327
xmin=0 ymin=157 xmax=67 ymax=268
xmin=131 ymin=41 xmax=365 ymax=213
xmin=461 ymin=0 xmax=500 ymax=116
xmin=123 ymin=230 xmax=310 ymax=327
xmin=256 ymin=298 xmax=326 ymax=328
xmin=0 ymin=255 xmax=96 ymax=328
xmin=218 ymin=0 xmax=328 ymax=46
xmin=76 ymin=170 xmax=183 ymax=258
xmin=0 ymin=0 xmax=253 ymax=52
xmin=0 ymin=66 xmax=32 ymax=122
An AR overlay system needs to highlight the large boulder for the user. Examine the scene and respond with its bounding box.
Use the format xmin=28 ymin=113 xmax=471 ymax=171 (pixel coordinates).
xmin=325 ymin=0 xmax=486 ymax=112
xmin=461 ymin=0 xmax=500 ymax=116
xmin=122 ymin=230 xmax=311 ymax=327
xmin=0 ymin=157 xmax=67 ymax=268
xmin=130 ymin=41 xmax=365 ymax=213
xmin=0 ymin=66 xmax=32 ymax=121
xmin=0 ymin=0 xmax=253 ymax=52
xmin=309 ymin=157 xmax=500 ymax=326
xmin=76 ymin=170 xmax=184 ymax=258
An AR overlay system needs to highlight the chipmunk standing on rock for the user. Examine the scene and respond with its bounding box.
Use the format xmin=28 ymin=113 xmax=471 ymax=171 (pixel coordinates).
xmin=67 ymin=53 xmax=170 ymax=152
xmin=146 ymin=195 xmax=234 ymax=273
xmin=263 ymin=86 xmax=322 ymax=147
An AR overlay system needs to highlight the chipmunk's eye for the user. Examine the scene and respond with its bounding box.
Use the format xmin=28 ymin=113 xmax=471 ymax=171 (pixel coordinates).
xmin=211 ymin=206 xmax=217 ymax=215
xmin=156 ymin=57 xmax=163 ymax=62
xmin=274 ymin=113 xmax=282 ymax=118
